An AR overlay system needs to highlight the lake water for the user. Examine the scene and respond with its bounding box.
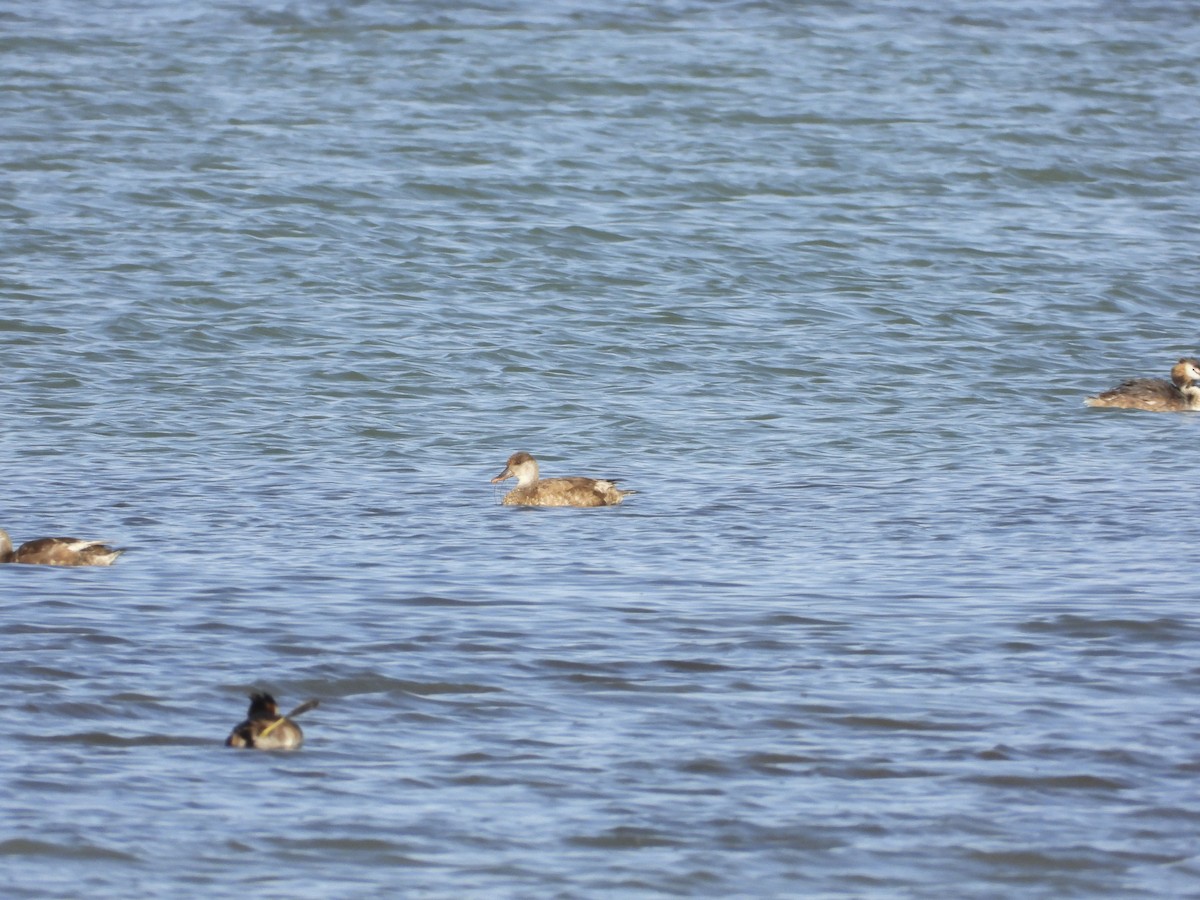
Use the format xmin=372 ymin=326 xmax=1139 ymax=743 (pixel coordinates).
xmin=2 ymin=1 xmax=1199 ymax=896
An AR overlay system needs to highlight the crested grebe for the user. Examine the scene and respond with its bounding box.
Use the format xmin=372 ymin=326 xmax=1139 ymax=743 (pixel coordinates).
xmin=491 ymin=451 xmax=634 ymax=507
xmin=225 ymin=693 xmax=318 ymax=751
xmin=0 ymin=529 xmax=124 ymax=566
xmin=1084 ymin=358 xmax=1200 ymax=412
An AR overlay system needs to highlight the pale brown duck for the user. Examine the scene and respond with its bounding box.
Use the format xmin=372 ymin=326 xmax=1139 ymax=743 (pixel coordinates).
xmin=1084 ymin=358 xmax=1200 ymax=412
xmin=0 ymin=529 xmax=124 ymax=566
xmin=225 ymin=693 xmax=318 ymax=751
xmin=491 ymin=451 xmax=634 ymax=508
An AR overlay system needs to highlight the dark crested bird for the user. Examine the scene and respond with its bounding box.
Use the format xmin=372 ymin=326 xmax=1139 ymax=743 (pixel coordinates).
xmin=225 ymin=693 xmax=318 ymax=751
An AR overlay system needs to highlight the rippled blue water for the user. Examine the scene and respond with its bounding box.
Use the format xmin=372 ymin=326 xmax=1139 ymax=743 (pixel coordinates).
xmin=3 ymin=1 xmax=1200 ymax=896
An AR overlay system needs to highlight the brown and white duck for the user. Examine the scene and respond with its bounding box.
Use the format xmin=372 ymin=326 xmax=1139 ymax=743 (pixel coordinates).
xmin=1084 ymin=358 xmax=1200 ymax=412
xmin=225 ymin=693 xmax=318 ymax=751
xmin=490 ymin=451 xmax=634 ymax=507
xmin=0 ymin=529 xmax=124 ymax=566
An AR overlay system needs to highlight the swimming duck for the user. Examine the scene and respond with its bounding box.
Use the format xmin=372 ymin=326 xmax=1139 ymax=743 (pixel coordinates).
xmin=0 ymin=529 xmax=124 ymax=566
xmin=1084 ymin=358 xmax=1200 ymax=411
xmin=491 ymin=451 xmax=634 ymax=507
xmin=225 ymin=693 xmax=318 ymax=751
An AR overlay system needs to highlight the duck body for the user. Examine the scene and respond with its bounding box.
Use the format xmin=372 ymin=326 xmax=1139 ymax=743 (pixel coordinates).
xmin=0 ymin=529 xmax=124 ymax=566
xmin=1085 ymin=358 xmax=1200 ymax=411
xmin=225 ymin=693 xmax=310 ymax=751
xmin=491 ymin=452 xmax=633 ymax=508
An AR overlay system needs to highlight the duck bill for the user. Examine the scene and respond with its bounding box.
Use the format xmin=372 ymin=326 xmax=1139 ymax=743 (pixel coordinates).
xmin=491 ymin=467 xmax=513 ymax=484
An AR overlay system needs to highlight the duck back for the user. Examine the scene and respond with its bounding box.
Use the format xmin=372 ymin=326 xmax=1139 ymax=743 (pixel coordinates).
xmin=503 ymin=476 xmax=629 ymax=507
xmin=7 ymin=536 xmax=124 ymax=566
xmin=1084 ymin=379 xmax=1197 ymax=411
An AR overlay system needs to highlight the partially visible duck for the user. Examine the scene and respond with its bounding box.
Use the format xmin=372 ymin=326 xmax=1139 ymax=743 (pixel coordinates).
xmin=0 ymin=529 xmax=124 ymax=566
xmin=490 ymin=451 xmax=634 ymax=507
xmin=225 ymin=693 xmax=318 ymax=751
xmin=1084 ymin=358 xmax=1200 ymax=411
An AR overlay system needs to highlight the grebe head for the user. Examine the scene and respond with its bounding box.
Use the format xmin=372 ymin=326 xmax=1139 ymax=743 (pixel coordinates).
xmin=246 ymin=692 xmax=280 ymax=720
xmin=491 ymin=452 xmax=539 ymax=488
xmin=1172 ymin=358 xmax=1200 ymax=387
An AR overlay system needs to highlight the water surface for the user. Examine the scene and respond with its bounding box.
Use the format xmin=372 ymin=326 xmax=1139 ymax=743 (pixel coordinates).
xmin=3 ymin=1 xmax=1199 ymax=896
